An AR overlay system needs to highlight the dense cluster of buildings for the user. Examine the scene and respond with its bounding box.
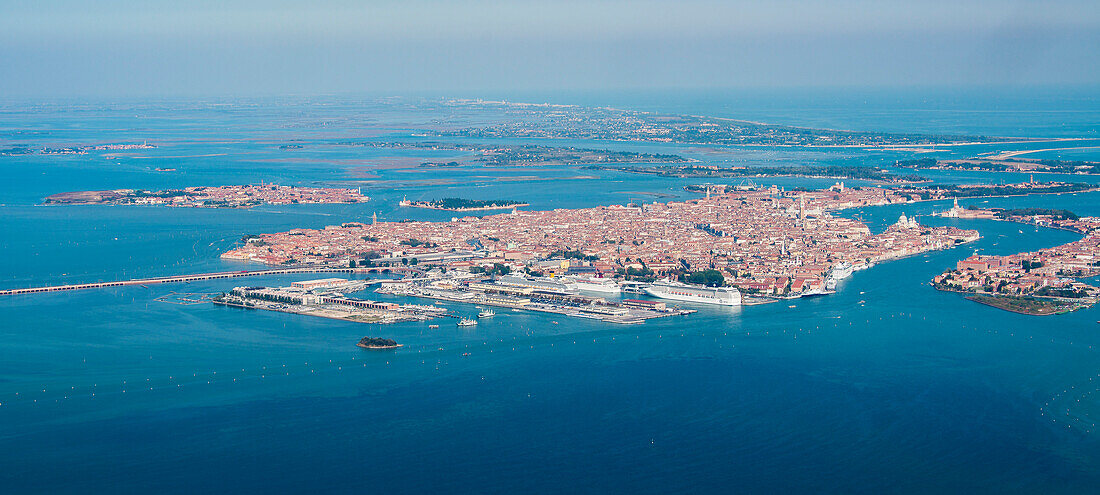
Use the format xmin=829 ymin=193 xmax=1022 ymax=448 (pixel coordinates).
xmin=45 ymin=184 xmax=368 ymax=208
xmin=2 ymin=142 xmax=157 ymax=156
xmin=223 ymin=186 xmax=977 ymax=297
xmin=933 ymin=212 xmax=1100 ymax=301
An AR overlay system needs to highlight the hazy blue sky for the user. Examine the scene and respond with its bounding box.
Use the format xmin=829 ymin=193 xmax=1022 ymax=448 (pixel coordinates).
xmin=1 ymin=0 xmax=1098 ymax=96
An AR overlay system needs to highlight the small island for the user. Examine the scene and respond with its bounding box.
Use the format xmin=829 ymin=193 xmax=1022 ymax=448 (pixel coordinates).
xmin=357 ymin=337 xmax=402 ymax=349
xmin=400 ymin=197 xmax=528 ymax=211
xmin=1 ymin=142 xmax=156 ymax=156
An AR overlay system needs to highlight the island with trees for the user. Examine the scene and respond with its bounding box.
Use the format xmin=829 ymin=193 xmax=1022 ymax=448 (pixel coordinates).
xmin=401 ymin=197 xmax=529 ymax=211
xmin=329 ymin=141 xmax=691 ymax=167
xmin=897 ymin=157 xmax=1100 ymax=175
xmin=357 ymin=337 xmax=403 ymax=349
xmin=963 ymin=294 xmax=1085 ymax=315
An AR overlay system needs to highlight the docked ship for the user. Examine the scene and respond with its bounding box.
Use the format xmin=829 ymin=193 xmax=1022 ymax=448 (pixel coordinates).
xmin=563 ymin=276 xmax=621 ymax=294
xmin=824 ymin=262 xmax=854 ymax=291
xmin=643 ymin=281 xmax=741 ymax=306
xmin=497 ymin=275 xmax=576 ymax=295
xmin=830 ymin=262 xmax=854 ymax=281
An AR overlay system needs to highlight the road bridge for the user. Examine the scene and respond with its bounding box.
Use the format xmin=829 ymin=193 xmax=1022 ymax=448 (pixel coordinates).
xmin=0 ymin=266 xmax=424 ymax=296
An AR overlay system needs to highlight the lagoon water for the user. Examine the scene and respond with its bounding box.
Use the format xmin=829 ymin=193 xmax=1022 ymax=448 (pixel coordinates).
xmin=1 ymin=89 xmax=1098 ymax=493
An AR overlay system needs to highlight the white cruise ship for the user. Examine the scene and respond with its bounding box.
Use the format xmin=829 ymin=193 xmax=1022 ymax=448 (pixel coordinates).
xmin=564 ymin=276 xmax=621 ymax=294
xmin=825 ymin=262 xmax=854 ymax=291
xmin=829 ymin=262 xmax=854 ymax=281
xmin=643 ymin=281 xmax=741 ymax=306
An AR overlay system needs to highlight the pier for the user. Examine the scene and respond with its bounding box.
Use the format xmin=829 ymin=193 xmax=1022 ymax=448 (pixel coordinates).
xmin=0 ymin=266 xmax=423 ymax=296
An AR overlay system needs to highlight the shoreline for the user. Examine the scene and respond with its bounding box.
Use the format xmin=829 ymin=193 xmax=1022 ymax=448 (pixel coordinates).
xmin=964 ymin=294 xmax=1085 ymax=316
xmin=357 ymin=343 xmax=403 ymax=349
xmin=403 ymin=202 xmax=530 ymax=212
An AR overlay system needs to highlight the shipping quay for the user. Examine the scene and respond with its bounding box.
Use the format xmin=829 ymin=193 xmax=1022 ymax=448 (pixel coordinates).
xmin=214 ymin=278 xmax=451 ymax=325
xmin=0 ymin=266 xmax=424 ymax=296
xmin=375 ymin=276 xmax=696 ymax=324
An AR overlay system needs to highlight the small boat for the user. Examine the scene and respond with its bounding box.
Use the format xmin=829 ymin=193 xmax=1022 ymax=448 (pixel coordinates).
xmin=478 ymin=309 xmax=495 ymax=318
xmin=458 ymin=318 xmax=478 ymax=327
xmin=428 ymin=324 xmax=439 ymax=329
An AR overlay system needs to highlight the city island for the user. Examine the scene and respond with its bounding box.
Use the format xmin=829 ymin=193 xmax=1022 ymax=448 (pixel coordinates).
xmin=932 ymin=204 xmax=1100 ymax=314
xmin=43 ymin=184 xmax=369 ymax=208
xmin=222 ymin=182 xmax=982 ymax=314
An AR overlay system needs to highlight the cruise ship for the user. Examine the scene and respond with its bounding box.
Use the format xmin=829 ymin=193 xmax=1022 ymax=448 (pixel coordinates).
xmin=497 ymin=275 xmax=576 ymax=295
xmin=563 ymin=276 xmax=621 ymax=294
xmin=643 ymin=281 xmax=741 ymax=306
xmin=824 ymin=262 xmax=854 ymax=291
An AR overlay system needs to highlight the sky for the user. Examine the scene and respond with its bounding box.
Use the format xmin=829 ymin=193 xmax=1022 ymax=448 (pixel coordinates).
xmin=1 ymin=0 xmax=1098 ymax=97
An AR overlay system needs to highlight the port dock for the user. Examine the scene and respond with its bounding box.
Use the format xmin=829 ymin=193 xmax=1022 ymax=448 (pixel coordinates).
xmin=375 ymin=280 xmax=695 ymax=324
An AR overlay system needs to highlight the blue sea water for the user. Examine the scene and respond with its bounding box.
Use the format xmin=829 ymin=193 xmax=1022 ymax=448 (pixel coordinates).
xmin=0 ymin=88 xmax=1099 ymax=493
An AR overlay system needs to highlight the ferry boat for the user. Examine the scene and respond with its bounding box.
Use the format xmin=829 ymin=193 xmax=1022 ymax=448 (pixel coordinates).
xmin=478 ymin=308 xmax=495 ymax=318
xmin=565 ymin=276 xmax=621 ymax=294
xmin=457 ymin=318 xmax=478 ymax=327
xmin=643 ymin=281 xmax=741 ymax=306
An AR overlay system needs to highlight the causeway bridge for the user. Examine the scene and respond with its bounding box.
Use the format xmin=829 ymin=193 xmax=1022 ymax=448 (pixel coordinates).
xmin=0 ymin=267 xmax=424 ymax=296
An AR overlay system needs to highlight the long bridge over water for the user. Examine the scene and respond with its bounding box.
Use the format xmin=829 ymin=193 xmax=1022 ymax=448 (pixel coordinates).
xmin=0 ymin=267 xmax=423 ymax=296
